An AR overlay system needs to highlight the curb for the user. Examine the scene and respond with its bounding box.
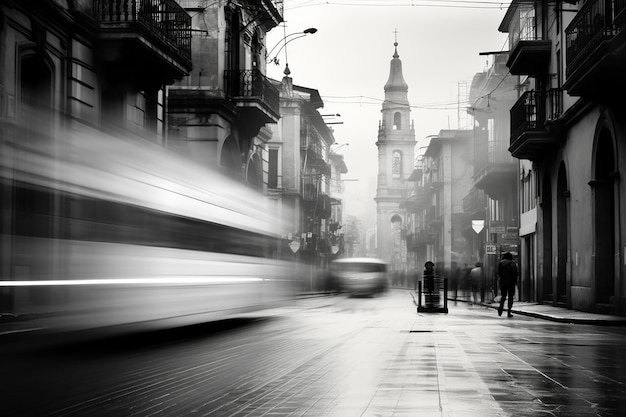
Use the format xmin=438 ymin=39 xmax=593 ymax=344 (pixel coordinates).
xmin=450 ymin=297 xmax=626 ymax=326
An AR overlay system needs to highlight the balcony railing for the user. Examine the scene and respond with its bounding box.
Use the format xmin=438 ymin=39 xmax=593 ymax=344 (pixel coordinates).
xmin=224 ymin=69 xmax=280 ymax=116
xmin=474 ymin=132 xmax=514 ymax=177
xmin=249 ymin=0 xmax=284 ymax=22
xmin=462 ymin=188 xmax=486 ymax=215
xmin=94 ymin=0 xmax=191 ymax=62
xmin=509 ymin=90 xmax=559 ymax=160
xmin=506 ymin=11 xmax=551 ymax=75
xmin=565 ymin=0 xmax=618 ymax=77
xmin=547 ymin=88 xmax=563 ymax=121
xmin=510 ymin=90 xmax=545 ymax=143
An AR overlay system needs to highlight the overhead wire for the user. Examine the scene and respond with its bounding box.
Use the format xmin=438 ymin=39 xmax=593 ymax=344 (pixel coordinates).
xmin=321 ymin=95 xmax=473 ymax=110
xmin=284 ymin=0 xmax=513 ymax=10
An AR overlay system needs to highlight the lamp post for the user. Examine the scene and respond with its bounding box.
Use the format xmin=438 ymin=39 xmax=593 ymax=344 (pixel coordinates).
xmin=267 ymin=27 xmax=317 ymax=66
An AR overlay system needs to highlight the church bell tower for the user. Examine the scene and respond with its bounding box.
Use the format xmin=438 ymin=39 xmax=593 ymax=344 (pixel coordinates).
xmin=375 ymin=41 xmax=416 ymax=272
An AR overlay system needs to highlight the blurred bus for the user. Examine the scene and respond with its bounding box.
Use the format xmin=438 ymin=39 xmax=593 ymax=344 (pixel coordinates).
xmin=329 ymin=258 xmax=388 ymax=296
xmin=0 ymin=126 xmax=294 ymax=334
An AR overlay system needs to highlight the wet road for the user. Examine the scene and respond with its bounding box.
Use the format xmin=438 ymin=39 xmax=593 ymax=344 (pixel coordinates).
xmin=2 ymin=289 xmax=626 ymax=416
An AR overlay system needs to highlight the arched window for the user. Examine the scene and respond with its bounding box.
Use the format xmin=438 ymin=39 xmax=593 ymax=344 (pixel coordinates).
xmin=392 ymin=151 xmax=402 ymax=178
xmin=221 ymin=135 xmax=241 ymax=177
xmin=393 ymin=112 xmax=401 ymax=130
xmin=246 ymin=152 xmax=263 ymax=190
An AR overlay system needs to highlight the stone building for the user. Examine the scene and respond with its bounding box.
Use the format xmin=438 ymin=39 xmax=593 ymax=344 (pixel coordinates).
xmin=375 ymin=41 xmax=416 ymax=278
xmin=499 ymin=1 xmax=626 ymax=315
xmin=267 ymin=70 xmax=344 ymax=290
xmin=466 ymin=53 xmax=519 ymax=299
xmin=167 ymin=0 xmax=283 ymax=185
xmin=423 ymin=130 xmax=474 ymax=280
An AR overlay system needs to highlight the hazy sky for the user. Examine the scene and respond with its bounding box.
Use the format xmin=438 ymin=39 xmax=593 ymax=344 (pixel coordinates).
xmin=265 ymin=1 xmax=509 ymax=226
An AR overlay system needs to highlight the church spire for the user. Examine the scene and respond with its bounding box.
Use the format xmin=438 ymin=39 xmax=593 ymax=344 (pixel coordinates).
xmin=384 ymin=41 xmax=408 ymax=93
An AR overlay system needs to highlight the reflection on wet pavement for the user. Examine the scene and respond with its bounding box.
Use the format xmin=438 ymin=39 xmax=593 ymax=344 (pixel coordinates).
xmin=2 ymin=290 xmax=625 ymax=416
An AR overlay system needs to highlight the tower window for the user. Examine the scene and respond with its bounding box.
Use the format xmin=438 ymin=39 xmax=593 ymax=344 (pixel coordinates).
xmin=392 ymin=151 xmax=402 ymax=178
xmin=393 ymin=112 xmax=402 ymax=130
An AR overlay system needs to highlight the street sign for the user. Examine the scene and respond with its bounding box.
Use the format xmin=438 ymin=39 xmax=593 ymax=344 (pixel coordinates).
xmin=485 ymin=244 xmax=497 ymax=255
xmin=472 ymin=220 xmax=484 ymax=234
xmin=288 ymin=240 xmax=301 ymax=253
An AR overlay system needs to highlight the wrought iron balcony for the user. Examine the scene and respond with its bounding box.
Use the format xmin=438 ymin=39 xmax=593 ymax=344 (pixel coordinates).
xmin=564 ymin=0 xmax=626 ymax=96
xmin=224 ymin=69 xmax=280 ymax=123
xmin=415 ymin=230 xmax=434 ymax=245
xmin=506 ymin=21 xmax=551 ymax=76
xmin=462 ymin=188 xmax=487 ymax=217
xmin=547 ymin=88 xmax=563 ymax=121
xmin=425 ymin=207 xmax=442 ymax=225
xmin=302 ymin=187 xmax=332 ymax=219
xmin=249 ymin=0 xmax=284 ymax=27
xmin=93 ymin=0 xmax=192 ymax=83
xmin=473 ymin=137 xmax=517 ymax=195
xmin=303 ymin=183 xmax=318 ymax=202
xmin=509 ymin=90 xmax=557 ymax=161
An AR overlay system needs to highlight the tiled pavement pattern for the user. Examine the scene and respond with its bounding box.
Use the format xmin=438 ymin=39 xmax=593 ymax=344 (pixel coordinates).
xmin=3 ymin=291 xmax=626 ymax=416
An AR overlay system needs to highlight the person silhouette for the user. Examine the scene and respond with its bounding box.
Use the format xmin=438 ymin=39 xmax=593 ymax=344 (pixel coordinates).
xmin=497 ymin=252 xmax=518 ymax=317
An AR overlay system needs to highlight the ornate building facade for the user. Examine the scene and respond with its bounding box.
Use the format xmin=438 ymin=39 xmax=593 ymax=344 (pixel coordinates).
xmin=167 ymin=0 xmax=283 ymax=186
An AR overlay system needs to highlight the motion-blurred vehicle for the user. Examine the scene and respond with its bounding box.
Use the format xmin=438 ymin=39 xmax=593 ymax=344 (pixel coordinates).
xmin=0 ymin=126 xmax=294 ymax=334
xmin=329 ymin=258 xmax=388 ymax=296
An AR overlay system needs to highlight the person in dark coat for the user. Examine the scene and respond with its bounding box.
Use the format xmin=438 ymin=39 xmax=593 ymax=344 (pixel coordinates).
xmin=497 ymin=252 xmax=518 ymax=317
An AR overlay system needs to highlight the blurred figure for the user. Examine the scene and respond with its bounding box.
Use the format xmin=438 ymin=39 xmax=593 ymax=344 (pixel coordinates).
xmin=461 ymin=263 xmax=471 ymax=300
xmin=449 ymin=262 xmax=460 ymax=301
xmin=468 ymin=262 xmax=482 ymax=305
xmin=497 ymin=252 xmax=519 ymax=317
xmin=412 ymin=269 xmax=420 ymax=291
xmin=423 ymin=261 xmax=436 ymax=306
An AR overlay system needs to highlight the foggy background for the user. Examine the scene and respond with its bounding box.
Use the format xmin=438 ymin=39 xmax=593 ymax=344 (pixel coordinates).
xmin=266 ymin=1 xmax=509 ymax=229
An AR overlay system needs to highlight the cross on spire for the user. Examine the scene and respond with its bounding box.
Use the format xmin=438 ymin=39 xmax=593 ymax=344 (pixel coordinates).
xmin=393 ymin=29 xmax=399 ymax=58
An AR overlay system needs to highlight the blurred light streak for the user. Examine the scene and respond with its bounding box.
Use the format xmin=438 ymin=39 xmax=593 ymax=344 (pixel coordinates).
xmin=0 ymin=277 xmax=266 ymax=286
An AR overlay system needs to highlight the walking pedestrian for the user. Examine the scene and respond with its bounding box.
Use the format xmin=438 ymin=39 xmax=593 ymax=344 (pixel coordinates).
xmin=468 ymin=262 xmax=482 ymax=305
xmin=497 ymin=252 xmax=518 ymax=318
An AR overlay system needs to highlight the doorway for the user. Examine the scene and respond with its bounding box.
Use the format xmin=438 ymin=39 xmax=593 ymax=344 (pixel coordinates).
xmin=541 ymin=174 xmax=553 ymax=303
xmin=556 ymin=163 xmax=568 ymax=306
xmin=593 ymin=126 xmax=616 ymax=305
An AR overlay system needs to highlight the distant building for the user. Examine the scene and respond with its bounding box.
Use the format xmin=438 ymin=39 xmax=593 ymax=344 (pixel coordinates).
xmin=466 ymin=53 xmax=519 ymax=299
xmin=375 ymin=41 xmax=416 ymax=278
xmin=267 ymin=70 xmax=344 ymax=290
xmin=422 ymin=130 xmax=474 ymax=276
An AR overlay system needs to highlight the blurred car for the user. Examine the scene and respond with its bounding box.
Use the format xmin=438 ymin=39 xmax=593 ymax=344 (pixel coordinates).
xmin=330 ymin=258 xmax=389 ymax=296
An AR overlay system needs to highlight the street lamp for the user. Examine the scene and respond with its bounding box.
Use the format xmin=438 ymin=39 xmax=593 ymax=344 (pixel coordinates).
xmin=330 ymin=143 xmax=349 ymax=153
xmin=323 ymin=113 xmax=343 ymax=125
xmin=267 ymin=27 xmax=318 ymax=65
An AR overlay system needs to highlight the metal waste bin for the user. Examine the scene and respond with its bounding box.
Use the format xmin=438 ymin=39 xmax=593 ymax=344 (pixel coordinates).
xmin=417 ymin=274 xmax=448 ymax=313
